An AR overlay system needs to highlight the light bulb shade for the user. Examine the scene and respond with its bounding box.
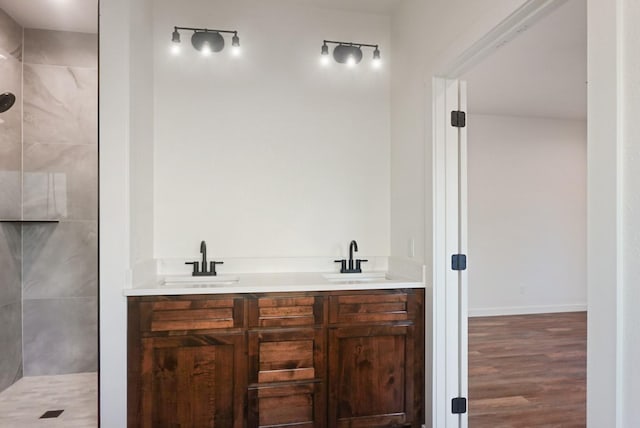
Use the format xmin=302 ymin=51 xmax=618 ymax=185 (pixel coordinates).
xmin=232 ymin=34 xmax=240 ymax=47
xmin=191 ymin=31 xmax=225 ymax=53
xmin=373 ymin=47 xmax=380 ymax=60
xmin=172 ymin=29 xmax=181 ymax=43
xmin=333 ymin=45 xmax=363 ymax=64
xmin=321 ymin=43 xmax=329 ymax=55
xmin=0 ymin=92 xmax=16 ymax=113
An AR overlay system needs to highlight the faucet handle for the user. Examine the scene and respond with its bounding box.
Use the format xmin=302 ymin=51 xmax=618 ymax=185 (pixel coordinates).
xmin=334 ymin=259 xmax=347 ymax=273
xmin=210 ymin=261 xmax=224 ymax=276
xmin=185 ymin=261 xmax=199 ymax=275
xmin=355 ymin=259 xmax=368 ymax=271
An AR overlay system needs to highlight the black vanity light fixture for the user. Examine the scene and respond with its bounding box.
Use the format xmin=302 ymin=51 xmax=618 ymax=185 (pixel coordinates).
xmin=171 ymin=26 xmax=241 ymax=57
xmin=320 ymin=40 xmax=381 ymax=68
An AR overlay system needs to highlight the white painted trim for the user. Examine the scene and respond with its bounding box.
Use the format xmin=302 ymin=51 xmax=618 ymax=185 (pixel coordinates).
xmin=431 ymin=76 xmax=448 ymax=428
xmin=439 ymin=0 xmax=568 ymax=78
xmin=444 ymin=79 xmax=461 ymax=428
xmin=458 ymin=80 xmax=468 ymax=428
xmin=614 ymin=0 xmax=624 ymax=425
xmin=469 ymin=303 xmax=588 ymax=318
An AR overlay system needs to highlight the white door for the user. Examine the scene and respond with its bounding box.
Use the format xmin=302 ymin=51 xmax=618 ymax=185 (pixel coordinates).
xmin=432 ymin=78 xmax=468 ymax=428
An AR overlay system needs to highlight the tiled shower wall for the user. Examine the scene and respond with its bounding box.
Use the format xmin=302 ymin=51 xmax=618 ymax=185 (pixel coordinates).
xmin=0 ymin=8 xmax=97 ymax=389
xmin=21 ymin=29 xmax=98 ymax=376
xmin=0 ymin=8 xmax=24 ymax=393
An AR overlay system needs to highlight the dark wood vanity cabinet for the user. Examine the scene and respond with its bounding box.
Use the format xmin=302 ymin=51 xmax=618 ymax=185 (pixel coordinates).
xmin=127 ymin=296 xmax=247 ymax=428
xmin=128 ymin=289 xmax=424 ymax=428
xmin=328 ymin=292 xmax=424 ymax=427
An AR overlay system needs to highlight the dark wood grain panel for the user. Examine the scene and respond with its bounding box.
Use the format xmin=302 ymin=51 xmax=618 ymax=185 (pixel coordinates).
xmin=329 ymin=292 xmax=411 ymax=324
xmin=249 ymin=294 xmax=323 ymax=327
xmin=328 ymin=325 xmax=412 ymax=426
xmin=129 ymin=289 xmax=425 ymax=428
xmin=134 ymin=333 xmax=246 ymax=428
xmin=248 ymin=329 xmax=324 ymax=385
xmin=258 ymin=296 xmax=315 ymax=307
xmin=136 ymin=296 xmax=244 ymax=332
xmin=248 ymin=383 xmax=324 ymax=428
xmin=151 ymin=298 xmax=235 ymax=310
xmin=328 ymin=323 xmax=421 ymax=427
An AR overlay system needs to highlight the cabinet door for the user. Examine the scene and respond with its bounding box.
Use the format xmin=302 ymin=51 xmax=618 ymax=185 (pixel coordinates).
xmin=137 ymin=334 xmax=246 ymax=428
xmin=328 ymin=325 xmax=416 ymax=428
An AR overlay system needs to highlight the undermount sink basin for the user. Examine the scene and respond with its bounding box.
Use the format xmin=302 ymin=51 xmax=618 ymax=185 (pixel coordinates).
xmin=162 ymin=275 xmax=240 ymax=287
xmin=322 ymin=272 xmax=388 ymax=283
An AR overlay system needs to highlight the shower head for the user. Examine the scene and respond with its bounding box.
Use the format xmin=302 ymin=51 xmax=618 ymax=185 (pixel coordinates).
xmin=0 ymin=92 xmax=16 ymax=113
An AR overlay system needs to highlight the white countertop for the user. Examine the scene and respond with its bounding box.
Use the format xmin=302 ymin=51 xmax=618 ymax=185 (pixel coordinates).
xmin=124 ymin=271 xmax=424 ymax=296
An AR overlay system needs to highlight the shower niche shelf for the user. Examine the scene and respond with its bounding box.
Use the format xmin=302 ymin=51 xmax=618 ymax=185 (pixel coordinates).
xmin=0 ymin=219 xmax=60 ymax=224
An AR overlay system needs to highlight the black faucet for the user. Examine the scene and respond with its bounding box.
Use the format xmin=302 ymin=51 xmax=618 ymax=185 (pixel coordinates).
xmin=334 ymin=239 xmax=368 ymax=274
xmin=185 ymin=240 xmax=224 ymax=276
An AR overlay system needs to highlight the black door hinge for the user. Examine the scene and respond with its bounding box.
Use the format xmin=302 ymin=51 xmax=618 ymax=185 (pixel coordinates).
xmin=451 ymin=254 xmax=467 ymax=271
xmin=451 ymin=110 xmax=466 ymax=128
xmin=452 ymin=397 xmax=467 ymax=414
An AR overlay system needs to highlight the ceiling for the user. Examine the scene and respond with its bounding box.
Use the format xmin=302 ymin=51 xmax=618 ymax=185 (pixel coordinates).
xmin=0 ymin=0 xmax=98 ymax=34
xmin=463 ymin=0 xmax=587 ymax=120
xmin=303 ymin=0 xmax=402 ymax=15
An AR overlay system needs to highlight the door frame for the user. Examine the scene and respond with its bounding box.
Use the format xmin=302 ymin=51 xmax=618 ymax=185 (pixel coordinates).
xmin=430 ymin=1 xmax=569 ymax=426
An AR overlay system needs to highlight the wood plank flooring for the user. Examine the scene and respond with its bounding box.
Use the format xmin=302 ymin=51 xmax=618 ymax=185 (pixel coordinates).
xmin=468 ymin=312 xmax=586 ymax=428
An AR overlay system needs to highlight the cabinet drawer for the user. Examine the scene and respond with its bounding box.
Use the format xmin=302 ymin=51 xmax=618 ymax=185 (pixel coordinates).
xmin=248 ymin=383 xmax=324 ymax=428
xmin=249 ymin=295 xmax=323 ymax=327
xmin=329 ymin=292 xmax=410 ymax=324
xmin=248 ymin=329 xmax=324 ymax=385
xmin=138 ymin=296 xmax=244 ymax=332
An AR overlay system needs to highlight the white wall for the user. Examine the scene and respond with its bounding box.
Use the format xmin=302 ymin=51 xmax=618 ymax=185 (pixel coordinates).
xmin=467 ymin=114 xmax=587 ymax=316
xmin=100 ymin=0 xmax=138 ymax=425
xmin=389 ymin=0 xmax=527 ymax=274
xmin=130 ymin=0 xmax=155 ymax=276
xmin=622 ymin=1 xmax=640 ymax=425
xmin=152 ymin=0 xmax=390 ymax=261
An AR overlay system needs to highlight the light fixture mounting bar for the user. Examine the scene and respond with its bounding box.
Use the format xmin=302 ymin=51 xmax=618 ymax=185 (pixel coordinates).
xmin=323 ymin=40 xmax=378 ymax=49
xmin=175 ymin=26 xmax=238 ymax=35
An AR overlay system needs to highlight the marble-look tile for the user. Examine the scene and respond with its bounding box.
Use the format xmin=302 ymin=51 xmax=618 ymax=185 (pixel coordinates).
xmin=0 ymin=21 xmax=23 ymax=219
xmin=23 ymin=222 xmax=97 ymax=299
xmin=0 ymin=171 xmax=21 ymax=220
xmin=23 ymin=144 xmax=97 ymax=220
xmin=0 ymin=45 xmax=22 ymax=168
xmin=23 ymin=64 xmax=97 ymax=146
xmin=24 ymin=29 xmax=97 ymax=68
xmin=0 ymin=8 xmax=22 ymax=61
xmin=0 ymin=223 xmax=21 ymax=305
xmin=0 ymin=302 xmax=23 ymax=393
xmin=23 ymin=298 xmax=97 ymax=376
xmin=0 ymin=373 xmax=97 ymax=428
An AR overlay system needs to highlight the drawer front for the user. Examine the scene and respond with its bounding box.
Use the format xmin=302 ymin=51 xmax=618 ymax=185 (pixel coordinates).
xmin=248 ymin=383 xmax=324 ymax=428
xmin=139 ymin=297 xmax=244 ymax=332
xmin=329 ymin=292 xmax=411 ymax=324
xmin=249 ymin=295 xmax=323 ymax=327
xmin=248 ymin=329 xmax=324 ymax=385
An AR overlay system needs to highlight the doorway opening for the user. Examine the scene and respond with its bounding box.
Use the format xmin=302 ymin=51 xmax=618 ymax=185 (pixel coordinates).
xmin=432 ymin=0 xmax=587 ymax=426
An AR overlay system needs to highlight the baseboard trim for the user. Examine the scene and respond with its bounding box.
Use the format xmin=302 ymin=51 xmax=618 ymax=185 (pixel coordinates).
xmin=468 ymin=303 xmax=587 ymax=317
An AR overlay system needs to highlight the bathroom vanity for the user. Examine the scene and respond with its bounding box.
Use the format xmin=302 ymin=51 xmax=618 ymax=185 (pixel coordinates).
xmin=126 ymin=273 xmax=425 ymax=427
